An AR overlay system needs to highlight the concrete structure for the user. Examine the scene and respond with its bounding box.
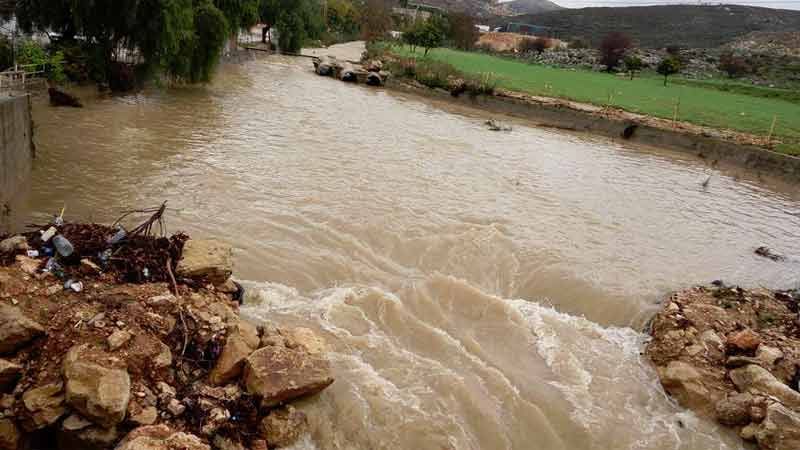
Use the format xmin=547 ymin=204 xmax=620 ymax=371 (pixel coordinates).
xmin=0 ymin=95 xmax=34 ymax=232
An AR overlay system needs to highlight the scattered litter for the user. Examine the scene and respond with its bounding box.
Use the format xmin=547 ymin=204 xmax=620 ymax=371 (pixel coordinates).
xmin=52 ymin=235 xmax=75 ymax=257
xmin=40 ymin=227 xmax=57 ymax=243
xmin=26 ymin=250 xmax=39 ymax=258
xmin=63 ymin=279 xmax=83 ymax=293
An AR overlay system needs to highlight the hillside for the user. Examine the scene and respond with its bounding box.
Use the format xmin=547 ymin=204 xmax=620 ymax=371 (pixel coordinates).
xmin=506 ymin=5 xmax=800 ymax=48
xmin=503 ymin=0 xmax=563 ymax=15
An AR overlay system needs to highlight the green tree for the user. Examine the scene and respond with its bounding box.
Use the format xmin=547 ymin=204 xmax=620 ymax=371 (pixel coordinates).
xmin=16 ymin=0 xmax=257 ymax=87
xmin=624 ymin=55 xmax=643 ymax=80
xmin=418 ymin=17 xmax=446 ymax=56
xmin=657 ymin=56 xmax=681 ymax=86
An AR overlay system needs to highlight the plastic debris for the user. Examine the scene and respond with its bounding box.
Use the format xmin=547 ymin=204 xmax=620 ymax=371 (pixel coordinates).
xmin=52 ymin=235 xmax=75 ymax=257
xmin=40 ymin=227 xmax=57 ymax=243
xmin=143 ymin=267 xmax=150 ymax=278
xmin=43 ymin=258 xmax=65 ymax=278
xmin=26 ymin=250 xmax=40 ymax=258
xmin=63 ymin=279 xmax=84 ymax=293
xmin=108 ymin=226 xmax=127 ymax=245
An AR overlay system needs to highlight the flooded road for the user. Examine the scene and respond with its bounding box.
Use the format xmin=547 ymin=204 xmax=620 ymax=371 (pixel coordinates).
xmin=12 ymin=51 xmax=800 ymax=449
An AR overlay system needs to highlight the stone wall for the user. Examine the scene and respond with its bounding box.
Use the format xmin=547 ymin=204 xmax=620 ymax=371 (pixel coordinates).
xmin=0 ymin=95 xmax=34 ymax=233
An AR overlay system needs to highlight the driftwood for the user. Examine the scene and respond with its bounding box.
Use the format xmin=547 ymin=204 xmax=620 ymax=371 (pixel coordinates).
xmin=48 ymin=88 xmax=82 ymax=108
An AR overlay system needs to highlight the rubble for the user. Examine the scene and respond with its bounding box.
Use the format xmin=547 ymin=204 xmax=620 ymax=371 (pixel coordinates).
xmin=647 ymin=285 xmax=800 ymax=450
xmin=0 ymin=215 xmax=334 ymax=449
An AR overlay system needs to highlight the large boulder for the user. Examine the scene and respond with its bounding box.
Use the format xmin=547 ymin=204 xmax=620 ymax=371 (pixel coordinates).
xmin=0 ymin=236 xmax=27 ymax=254
xmin=727 ymin=329 xmax=761 ymax=353
xmin=729 ymin=364 xmax=800 ymax=409
xmin=21 ymin=382 xmax=67 ymax=431
xmin=0 ymin=360 xmax=22 ymax=392
xmin=243 ymin=333 xmax=334 ymax=408
xmin=714 ymin=393 xmax=753 ymax=426
xmin=756 ymin=403 xmax=800 ymax=450
xmin=0 ymin=304 xmax=45 ymax=355
xmin=209 ymin=332 xmax=254 ymax=386
xmin=657 ymin=361 xmax=719 ymax=417
xmin=63 ymin=344 xmax=131 ymax=427
xmin=260 ymin=405 xmax=308 ymax=448
xmin=176 ymin=240 xmax=232 ymax=285
xmin=0 ymin=419 xmax=20 ymax=450
xmin=115 ymin=425 xmax=210 ymax=450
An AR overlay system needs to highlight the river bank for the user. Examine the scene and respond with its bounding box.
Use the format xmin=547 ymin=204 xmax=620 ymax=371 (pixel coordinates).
xmin=328 ymin=41 xmax=800 ymax=183
xmin=647 ymin=284 xmax=800 ymax=450
xmin=0 ymin=219 xmax=334 ymax=450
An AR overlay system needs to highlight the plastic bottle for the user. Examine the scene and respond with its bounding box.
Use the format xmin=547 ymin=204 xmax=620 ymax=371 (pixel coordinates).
xmin=108 ymin=227 xmax=127 ymax=245
xmin=52 ymin=235 xmax=75 ymax=257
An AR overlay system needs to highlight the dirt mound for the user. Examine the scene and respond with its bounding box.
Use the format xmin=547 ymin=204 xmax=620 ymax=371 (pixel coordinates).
xmin=647 ymin=285 xmax=800 ymax=449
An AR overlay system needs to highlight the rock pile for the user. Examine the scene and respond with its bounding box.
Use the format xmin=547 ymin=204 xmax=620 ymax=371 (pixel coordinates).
xmin=0 ymin=234 xmax=334 ymax=450
xmin=647 ymin=285 xmax=800 ymax=450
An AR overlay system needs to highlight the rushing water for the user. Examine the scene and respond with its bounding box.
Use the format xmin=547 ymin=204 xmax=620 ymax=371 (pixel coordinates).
xmin=11 ymin=50 xmax=800 ymax=449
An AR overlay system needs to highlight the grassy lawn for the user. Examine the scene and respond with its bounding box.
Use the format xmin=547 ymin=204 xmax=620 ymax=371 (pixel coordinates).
xmin=393 ymin=46 xmax=800 ymax=155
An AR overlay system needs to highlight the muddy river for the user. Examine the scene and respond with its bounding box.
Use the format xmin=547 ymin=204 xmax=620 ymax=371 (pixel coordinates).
xmin=11 ymin=50 xmax=800 ymax=449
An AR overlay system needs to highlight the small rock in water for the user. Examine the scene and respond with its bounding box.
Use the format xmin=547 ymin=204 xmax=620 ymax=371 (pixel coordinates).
xmin=755 ymin=246 xmax=785 ymax=261
xmin=485 ymin=120 xmax=512 ymax=132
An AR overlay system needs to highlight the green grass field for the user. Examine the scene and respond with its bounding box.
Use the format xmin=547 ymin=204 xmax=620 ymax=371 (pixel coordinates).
xmin=393 ymin=46 xmax=800 ymax=155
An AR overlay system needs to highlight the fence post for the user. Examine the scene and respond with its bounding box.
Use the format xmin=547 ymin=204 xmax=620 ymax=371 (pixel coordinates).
xmin=767 ymin=115 xmax=777 ymax=146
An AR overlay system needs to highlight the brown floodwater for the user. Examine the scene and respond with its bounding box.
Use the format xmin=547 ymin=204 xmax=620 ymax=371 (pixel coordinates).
xmin=10 ymin=48 xmax=800 ymax=450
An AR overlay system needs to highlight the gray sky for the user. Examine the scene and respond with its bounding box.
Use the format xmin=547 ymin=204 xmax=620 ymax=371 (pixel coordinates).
xmin=499 ymin=0 xmax=800 ymax=11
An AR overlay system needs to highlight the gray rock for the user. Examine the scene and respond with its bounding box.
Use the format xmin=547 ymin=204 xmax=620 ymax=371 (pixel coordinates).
xmin=756 ymin=345 xmax=784 ymax=367
xmin=0 ymin=304 xmax=45 ymax=355
xmin=64 ymin=344 xmax=131 ymax=427
xmin=729 ymin=364 xmax=800 ymax=409
xmin=755 ymin=403 xmax=800 ymax=450
xmin=260 ymin=405 xmax=308 ymax=448
xmin=115 ymin=425 xmax=210 ymax=450
xmin=244 ymin=333 xmax=334 ymax=408
xmin=715 ymin=393 xmax=753 ymax=425
xmin=107 ymin=330 xmax=133 ymax=351
xmin=658 ymin=361 xmax=718 ymax=417
xmin=21 ymin=382 xmax=67 ymax=431
xmin=0 ymin=236 xmax=28 ymax=254
xmin=176 ymin=240 xmax=233 ymax=285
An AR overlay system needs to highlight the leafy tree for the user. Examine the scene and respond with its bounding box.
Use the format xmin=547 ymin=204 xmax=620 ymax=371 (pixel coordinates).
xmin=327 ymin=0 xmax=361 ymax=38
xmin=402 ymin=22 xmax=421 ymax=53
xmin=598 ymin=32 xmax=632 ymax=72
xmin=719 ymin=51 xmax=750 ymax=78
xmin=657 ymin=56 xmax=681 ymax=86
xmin=418 ymin=16 xmax=447 ymax=56
xmin=624 ymin=55 xmax=643 ymax=80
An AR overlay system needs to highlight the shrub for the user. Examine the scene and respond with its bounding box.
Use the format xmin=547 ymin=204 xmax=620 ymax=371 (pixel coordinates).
xmin=464 ymin=72 xmax=497 ymax=96
xmin=17 ymin=40 xmax=66 ymax=83
xmin=519 ymin=37 xmax=549 ymax=54
xmin=598 ymin=32 xmax=632 ymax=71
xmin=414 ymin=59 xmax=459 ymax=89
xmin=719 ymin=51 xmax=751 ymax=78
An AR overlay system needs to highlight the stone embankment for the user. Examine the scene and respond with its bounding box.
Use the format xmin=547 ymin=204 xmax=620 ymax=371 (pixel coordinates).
xmin=0 ymin=227 xmax=334 ymax=450
xmin=647 ymin=284 xmax=800 ymax=450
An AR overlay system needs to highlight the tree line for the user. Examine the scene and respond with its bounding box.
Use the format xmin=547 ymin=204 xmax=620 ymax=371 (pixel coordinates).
xmin=11 ymin=0 xmax=324 ymax=87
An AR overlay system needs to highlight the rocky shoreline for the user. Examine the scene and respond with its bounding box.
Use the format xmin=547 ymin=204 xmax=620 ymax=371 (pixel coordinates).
xmin=646 ymin=284 xmax=800 ymax=450
xmin=0 ymin=224 xmax=334 ymax=450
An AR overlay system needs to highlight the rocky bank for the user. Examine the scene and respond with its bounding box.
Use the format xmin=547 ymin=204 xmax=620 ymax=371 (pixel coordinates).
xmin=0 ymin=227 xmax=334 ymax=450
xmin=647 ymin=284 xmax=800 ymax=450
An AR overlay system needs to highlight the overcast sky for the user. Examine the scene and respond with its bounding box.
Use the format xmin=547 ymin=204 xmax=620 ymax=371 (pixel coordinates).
xmin=499 ymin=0 xmax=800 ymax=11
